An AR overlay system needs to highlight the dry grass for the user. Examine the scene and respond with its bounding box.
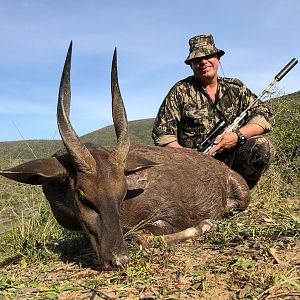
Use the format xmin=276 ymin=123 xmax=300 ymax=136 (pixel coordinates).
xmin=0 ymin=93 xmax=299 ymax=299
xmin=0 ymin=156 xmax=299 ymax=299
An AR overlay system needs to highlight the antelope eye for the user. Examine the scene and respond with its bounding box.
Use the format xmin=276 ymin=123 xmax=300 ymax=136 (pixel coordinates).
xmin=76 ymin=189 xmax=88 ymax=205
xmin=77 ymin=189 xmax=99 ymax=213
xmin=77 ymin=189 xmax=85 ymax=200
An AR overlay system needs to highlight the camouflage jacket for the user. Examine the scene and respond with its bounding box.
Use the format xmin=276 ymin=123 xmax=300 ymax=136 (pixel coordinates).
xmin=152 ymin=76 xmax=274 ymax=148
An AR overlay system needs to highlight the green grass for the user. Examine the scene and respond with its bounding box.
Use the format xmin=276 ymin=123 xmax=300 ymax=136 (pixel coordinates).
xmin=0 ymin=140 xmax=62 ymax=161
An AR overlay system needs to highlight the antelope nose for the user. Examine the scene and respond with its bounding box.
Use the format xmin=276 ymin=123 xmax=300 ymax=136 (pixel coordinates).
xmin=103 ymin=253 xmax=130 ymax=270
xmin=113 ymin=253 xmax=130 ymax=267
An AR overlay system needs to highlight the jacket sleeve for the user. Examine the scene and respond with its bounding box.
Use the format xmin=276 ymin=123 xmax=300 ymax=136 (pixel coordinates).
xmin=241 ymin=84 xmax=274 ymax=132
xmin=152 ymin=84 xmax=183 ymax=146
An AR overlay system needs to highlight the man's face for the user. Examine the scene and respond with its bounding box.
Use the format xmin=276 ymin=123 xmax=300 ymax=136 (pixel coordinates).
xmin=190 ymin=54 xmax=219 ymax=84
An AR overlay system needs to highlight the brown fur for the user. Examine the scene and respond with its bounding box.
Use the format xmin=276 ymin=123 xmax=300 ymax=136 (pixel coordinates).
xmin=0 ymin=143 xmax=250 ymax=269
xmin=0 ymin=44 xmax=250 ymax=270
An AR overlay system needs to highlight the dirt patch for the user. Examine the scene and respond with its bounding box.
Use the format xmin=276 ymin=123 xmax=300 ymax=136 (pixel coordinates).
xmin=1 ymin=236 xmax=299 ymax=299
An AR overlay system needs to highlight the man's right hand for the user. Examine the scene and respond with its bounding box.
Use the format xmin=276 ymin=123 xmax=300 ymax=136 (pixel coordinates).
xmin=164 ymin=141 xmax=183 ymax=148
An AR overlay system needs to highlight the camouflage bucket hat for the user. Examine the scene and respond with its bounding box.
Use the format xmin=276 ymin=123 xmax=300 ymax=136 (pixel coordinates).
xmin=184 ymin=33 xmax=225 ymax=65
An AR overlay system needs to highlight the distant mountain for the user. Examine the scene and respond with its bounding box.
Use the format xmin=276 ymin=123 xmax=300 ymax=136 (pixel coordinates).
xmin=81 ymin=118 xmax=155 ymax=148
xmin=0 ymin=90 xmax=299 ymax=161
xmin=0 ymin=118 xmax=155 ymax=160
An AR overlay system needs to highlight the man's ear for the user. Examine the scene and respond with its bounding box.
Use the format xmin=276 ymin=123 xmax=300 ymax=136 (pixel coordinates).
xmin=125 ymin=154 xmax=162 ymax=175
xmin=0 ymin=157 xmax=67 ymax=185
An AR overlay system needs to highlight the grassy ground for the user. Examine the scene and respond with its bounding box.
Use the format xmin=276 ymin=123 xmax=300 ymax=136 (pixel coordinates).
xmin=0 ymin=93 xmax=299 ymax=299
xmin=0 ymin=180 xmax=299 ymax=299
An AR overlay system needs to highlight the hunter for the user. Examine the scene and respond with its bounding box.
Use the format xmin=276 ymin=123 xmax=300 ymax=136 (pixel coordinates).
xmin=152 ymin=33 xmax=274 ymax=189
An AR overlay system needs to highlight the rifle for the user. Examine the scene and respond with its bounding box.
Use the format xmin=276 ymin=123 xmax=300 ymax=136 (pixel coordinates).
xmin=195 ymin=58 xmax=298 ymax=154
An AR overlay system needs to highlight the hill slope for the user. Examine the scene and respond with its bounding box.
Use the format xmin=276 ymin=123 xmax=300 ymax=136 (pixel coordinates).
xmin=0 ymin=90 xmax=299 ymax=161
xmin=0 ymin=118 xmax=155 ymax=160
xmin=81 ymin=118 xmax=155 ymax=147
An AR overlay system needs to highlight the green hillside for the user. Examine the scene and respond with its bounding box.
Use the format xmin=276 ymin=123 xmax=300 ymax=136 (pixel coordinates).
xmin=268 ymin=91 xmax=300 ymax=162
xmin=81 ymin=118 xmax=155 ymax=148
xmin=0 ymin=118 xmax=155 ymax=160
xmin=0 ymin=140 xmax=63 ymax=162
xmin=0 ymin=90 xmax=299 ymax=163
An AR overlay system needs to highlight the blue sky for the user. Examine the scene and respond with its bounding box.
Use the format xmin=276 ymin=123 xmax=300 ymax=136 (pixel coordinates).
xmin=0 ymin=0 xmax=299 ymax=142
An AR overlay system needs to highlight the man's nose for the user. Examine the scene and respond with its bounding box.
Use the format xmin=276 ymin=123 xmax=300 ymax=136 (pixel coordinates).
xmin=200 ymin=57 xmax=209 ymax=64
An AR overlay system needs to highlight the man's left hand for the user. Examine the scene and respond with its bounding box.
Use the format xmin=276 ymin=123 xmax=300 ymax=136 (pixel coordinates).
xmin=208 ymin=132 xmax=238 ymax=156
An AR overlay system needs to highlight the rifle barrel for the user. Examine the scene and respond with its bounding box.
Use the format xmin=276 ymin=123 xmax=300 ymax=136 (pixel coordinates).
xmin=199 ymin=58 xmax=298 ymax=155
xmin=275 ymin=58 xmax=298 ymax=81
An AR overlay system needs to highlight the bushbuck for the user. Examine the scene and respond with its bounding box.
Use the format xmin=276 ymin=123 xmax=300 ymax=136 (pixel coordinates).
xmin=0 ymin=43 xmax=250 ymax=270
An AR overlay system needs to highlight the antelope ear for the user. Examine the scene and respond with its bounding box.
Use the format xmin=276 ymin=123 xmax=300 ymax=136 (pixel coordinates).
xmin=0 ymin=157 xmax=67 ymax=185
xmin=125 ymin=154 xmax=162 ymax=175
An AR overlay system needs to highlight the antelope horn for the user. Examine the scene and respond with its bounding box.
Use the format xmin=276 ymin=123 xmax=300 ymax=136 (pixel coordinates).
xmin=109 ymin=48 xmax=130 ymax=168
xmin=57 ymin=41 xmax=96 ymax=173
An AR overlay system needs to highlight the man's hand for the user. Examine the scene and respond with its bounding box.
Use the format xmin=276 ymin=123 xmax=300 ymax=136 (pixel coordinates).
xmin=208 ymin=123 xmax=265 ymax=156
xmin=208 ymin=132 xmax=238 ymax=156
xmin=164 ymin=140 xmax=183 ymax=148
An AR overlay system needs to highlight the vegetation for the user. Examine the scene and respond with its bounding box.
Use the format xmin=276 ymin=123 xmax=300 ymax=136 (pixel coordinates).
xmin=81 ymin=118 xmax=155 ymax=148
xmin=0 ymin=92 xmax=299 ymax=299
xmin=0 ymin=118 xmax=155 ymax=161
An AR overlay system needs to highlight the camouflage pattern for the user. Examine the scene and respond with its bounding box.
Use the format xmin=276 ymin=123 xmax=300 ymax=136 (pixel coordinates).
xmin=152 ymin=75 xmax=274 ymax=149
xmin=216 ymin=136 xmax=275 ymax=190
xmin=152 ymin=75 xmax=275 ymax=189
xmin=185 ymin=33 xmax=225 ymax=65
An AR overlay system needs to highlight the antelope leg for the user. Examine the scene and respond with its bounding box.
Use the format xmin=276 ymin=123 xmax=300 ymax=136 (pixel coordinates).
xmin=136 ymin=219 xmax=215 ymax=247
